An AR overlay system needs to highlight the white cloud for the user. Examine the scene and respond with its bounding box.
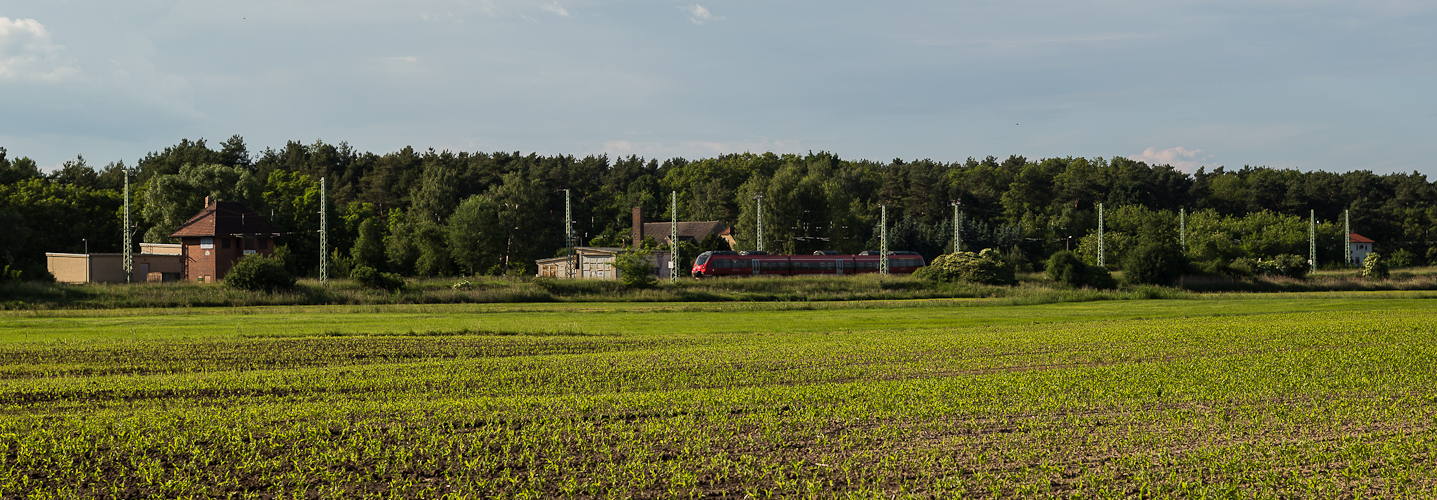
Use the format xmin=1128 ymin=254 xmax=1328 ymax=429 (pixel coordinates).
xmin=541 ymin=2 xmax=571 ymax=17
xmin=1129 ymin=147 xmax=1211 ymax=173
xmin=602 ymin=138 xmax=800 ymax=158
xmin=683 ymin=4 xmax=724 ymax=25
xmin=0 ymin=17 xmax=82 ymax=82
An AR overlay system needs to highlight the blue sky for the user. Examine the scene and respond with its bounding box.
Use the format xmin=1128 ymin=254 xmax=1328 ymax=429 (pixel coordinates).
xmin=2 ymin=1 xmax=1434 ymax=175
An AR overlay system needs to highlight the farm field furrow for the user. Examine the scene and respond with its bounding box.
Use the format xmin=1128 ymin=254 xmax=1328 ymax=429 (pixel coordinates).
xmin=1 ymin=293 xmax=1436 ymax=498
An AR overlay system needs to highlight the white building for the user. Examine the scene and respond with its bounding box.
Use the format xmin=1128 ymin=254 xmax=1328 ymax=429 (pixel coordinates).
xmin=1349 ymin=233 xmax=1374 ymax=265
xmin=535 ymin=246 xmax=674 ymax=279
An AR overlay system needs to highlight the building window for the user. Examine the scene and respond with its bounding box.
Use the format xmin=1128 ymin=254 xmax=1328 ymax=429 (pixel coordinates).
xmin=222 ymin=238 xmax=231 ymax=249
xmin=259 ymin=238 xmax=268 ymax=250
xmin=201 ymin=237 xmax=214 ymax=249
xmin=245 ymin=237 xmax=255 ymax=250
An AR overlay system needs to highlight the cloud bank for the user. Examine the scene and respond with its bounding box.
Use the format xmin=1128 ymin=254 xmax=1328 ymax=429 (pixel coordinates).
xmin=684 ymin=4 xmax=724 ymax=25
xmin=0 ymin=17 xmax=81 ymax=82
xmin=541 ymin=2 xmax=571 ymax=17
xmin=1129 ymin=147 xmax=1211 ymax=173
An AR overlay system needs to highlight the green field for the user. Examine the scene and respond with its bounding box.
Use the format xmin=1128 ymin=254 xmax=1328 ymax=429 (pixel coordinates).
xmin=3 ymin=293 xmax=1436 ymax=497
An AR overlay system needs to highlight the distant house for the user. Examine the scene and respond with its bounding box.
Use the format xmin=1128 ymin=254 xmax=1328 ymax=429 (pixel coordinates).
xmin=46 ymin=243 xmax=184 ymax=284
xmin=630 ymin=207 xmax=735 ymax=248
xmin=1350 ymin=233 xmax=1375 ymax=265
xmin=169 ymin=198 xmax=283 ymax=282
xmin=535 ymin=247 xmax=674 ymax=279
xmin=641 ymin=221 xmax=734 ymax=247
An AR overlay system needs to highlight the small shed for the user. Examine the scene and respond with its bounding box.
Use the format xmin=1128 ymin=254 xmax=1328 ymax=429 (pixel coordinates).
xmin=536 ymin=246 xmax=674 ymax=279
xmin=169 ymin=198 xmax=283 ymax=282
xmin=1349 ymin=233 xmax=1374 ymax=265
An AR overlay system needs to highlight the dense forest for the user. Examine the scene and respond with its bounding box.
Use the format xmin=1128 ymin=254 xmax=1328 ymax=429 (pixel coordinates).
xmin=2 ymin=136 xmax=1434 ymax=281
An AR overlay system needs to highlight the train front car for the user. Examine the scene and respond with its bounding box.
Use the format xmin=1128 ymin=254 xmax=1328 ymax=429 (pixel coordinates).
xmin=887 ymin=251 xmax=926 ymax=274
xmin=691 ymin=250 xmax=740 ymax=278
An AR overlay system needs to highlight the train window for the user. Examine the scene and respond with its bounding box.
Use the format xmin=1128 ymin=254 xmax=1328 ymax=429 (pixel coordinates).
xmin=695 ymin=254 xmax=710 ymax=265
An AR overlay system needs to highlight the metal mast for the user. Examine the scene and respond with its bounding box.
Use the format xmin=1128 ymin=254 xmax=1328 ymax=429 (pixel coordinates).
xmin=123 ymin=168 xmax=133 ymax=283
xmin=1344 ymin=209 xmax=1351 ymax=267
xmin=1097 ymin=203 xmax=1105 ymax=267
xmin=951 ymin=200 xmax=962 ymax=253
xmin=564 ymin=189 xmax=573 ymax=279
xmin=753 ymin=193 xmax=765 ymax=252
xmin=1309 ymin=209 xmax=1317 ymax=272
xmin=320 ymin=177 xmax=328 ymax=284
xmin=671 ymin=191 xmax=679 ymax=283
xmin=880 ymin=204 xmax=889 ymax=275
xmin=1179 ymin=207 xmax=1186 ymax=252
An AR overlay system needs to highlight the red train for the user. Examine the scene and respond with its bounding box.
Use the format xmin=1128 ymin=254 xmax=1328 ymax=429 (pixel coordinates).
xmin=691 ymin=250 xmax=926 ymax=277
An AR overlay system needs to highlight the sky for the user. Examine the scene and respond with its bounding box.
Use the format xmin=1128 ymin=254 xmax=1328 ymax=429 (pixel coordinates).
xmin=1 ymin=0 xmax=1434 ymax=175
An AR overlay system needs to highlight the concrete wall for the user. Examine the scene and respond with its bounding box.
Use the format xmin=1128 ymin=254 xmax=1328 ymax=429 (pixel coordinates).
xmin=47 ymin=252 xmax=189 ymax=284
xmin=536 ymin=249 xmax=672 ymax=279
xmin=46 ymin=253 xmax=124 ymax=283
xmin=140 ymin=243 xmax=182 ymax=255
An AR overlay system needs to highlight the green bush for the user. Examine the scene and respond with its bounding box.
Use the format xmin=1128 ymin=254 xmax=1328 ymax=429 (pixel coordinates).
xmin=1046 ymin=251 xmax=1084 ymax=286
xmin=1388 ymin=248 xmax=1416 ymax=268
xmin=1363 ymin=252 xmax=1390 ymax=279
xmin=1121 ymin=243 xmax=1188 ymax=286
xmin=1196 ymin=258 xmax=1248 ymax=277
xmin=1269 ymin=254 xmax=1311 ymax=279
xmin=1044 ymin=251 xmax=1115 ymax=289
xmin=614 ymin=247 xmax=658 ymax=288
xmin=225 ymin=254 xmax=296 ymax=292
xmin=1233 ymin=254 xmax=1310 ymax=279
xmin=0 ymin=265 xmax=20 ymax=284
xmin=914 ymin=249 xmax=1016 ymax=286
xmin=352 ymin=265 xmax=405 ymax=291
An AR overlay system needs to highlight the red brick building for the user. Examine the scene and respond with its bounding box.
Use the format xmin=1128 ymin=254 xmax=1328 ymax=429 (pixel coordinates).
xmin=169 ymin=198 xmax=283 ymax=282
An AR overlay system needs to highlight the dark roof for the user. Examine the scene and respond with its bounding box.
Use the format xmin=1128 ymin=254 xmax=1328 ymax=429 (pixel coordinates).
xmin=642 ymin=221 xmax=728 ymax=242
xmin=1349 ymin=233 xmax=1374 ymax=243
xmin=170 ymin=201 xmax=283 ymax=238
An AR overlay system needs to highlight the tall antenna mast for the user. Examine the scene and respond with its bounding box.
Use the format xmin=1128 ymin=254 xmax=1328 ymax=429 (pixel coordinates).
xmin=880 ymin=204 xmax=889 ymax=275
xmin=123 ymin=168 xmax=132 ymax=283
xmin=1309 ymin=209 xmax=1317 ymax=272
xmin=671 ymin=191 xmax=678 ymax=283
xmin=320 ymin=177 xmax=328 ymax=284
xmin=753 ymin=193 xmax=765 ymax=252
xmin=951 ymin=200 xmax=962 ymax=253
xmin=1179 ymin=207 xmax=1186 ymax=252
xmin=1097 ymin=202 xmax=1106 ymax=268
xmin=564 ymin=189 xmax=573 ymax=279
xmin=1344 ymin=209 xmax=1351 ymax=267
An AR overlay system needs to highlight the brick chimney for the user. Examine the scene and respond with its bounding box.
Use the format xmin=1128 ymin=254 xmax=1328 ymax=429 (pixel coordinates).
xmin=203 ymin=196 xmax=211 ymax=209
xmin=631 ymin=207 xmax=644 ymax=247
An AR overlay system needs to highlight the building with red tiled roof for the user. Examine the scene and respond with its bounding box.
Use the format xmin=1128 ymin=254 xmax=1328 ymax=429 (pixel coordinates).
xmin=169 ymin=197 xmax=283 ymax=282
xmin=1349 ymin=233 xmax=1374 ymax=265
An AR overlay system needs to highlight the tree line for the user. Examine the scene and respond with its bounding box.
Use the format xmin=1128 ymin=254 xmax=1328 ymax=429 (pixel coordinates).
xmin=2 ymin=137 xmax=1434 ymax=281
